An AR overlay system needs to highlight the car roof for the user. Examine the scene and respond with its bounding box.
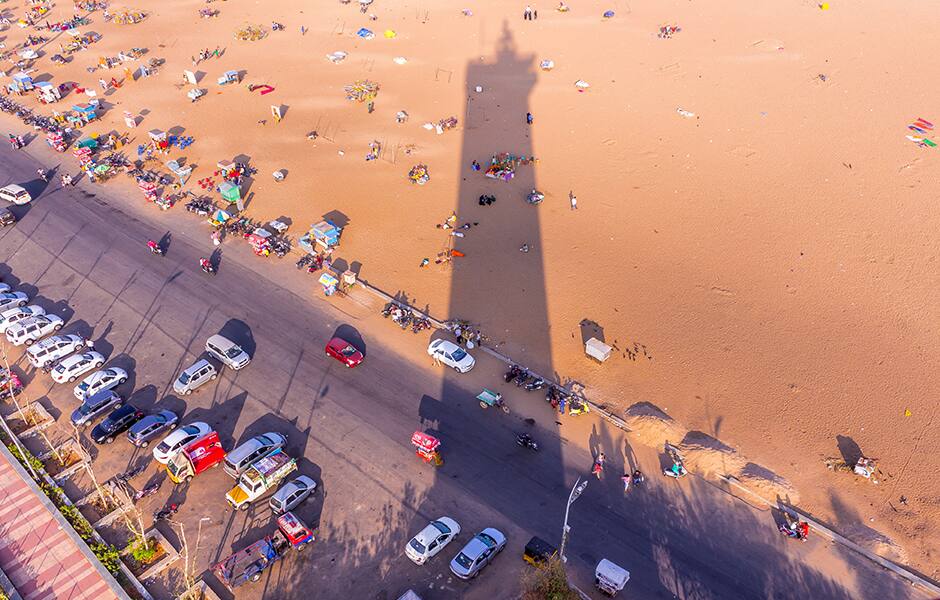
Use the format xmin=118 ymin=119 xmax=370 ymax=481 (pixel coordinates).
xmin=207 ymin=334 xmax=238 ymax=347
xmin=413 ymin=523 xmax=443 ymax=546
xmin=461 ymin=537 xmax=489 ymax=559
xmin=184 ymin=358 xmax=212 ymax=372
xmin=85 ymin=389 xmax=118 ymax=404
xmin=1 ymin=184 xmax=26 ymax=193
xmin=106 ymin=404 xmax=137 ymax=418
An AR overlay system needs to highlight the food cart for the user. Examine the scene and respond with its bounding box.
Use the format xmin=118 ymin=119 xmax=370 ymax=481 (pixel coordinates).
xmin=46 ymin=131 xmax=67 ymax=152
xmin=187 ymin=87 xmax=205 ymax=102
xmin=595 ymin=559 xmax=629 ymax=596
xmin=35 ymin=81 xmax=61 ymax=104
xmin=411 ymin=431 xmax=443 ymax=466
xmin=318 ymin=272 xmax=338 ymax=296
xmin=299 ymin=220 xmax=341 ymax=254
xmin=218 ymin=181 xmax=240 ymax=204
xmin=148 ymin=129 xmax=166 ymax=143
xmin=11 ymin=73 xmax=34 ymax=92
xmin=246 ymin=229 xmax=272 ymax=256
xmin=218 ymin=70 xmax=239 ymax=85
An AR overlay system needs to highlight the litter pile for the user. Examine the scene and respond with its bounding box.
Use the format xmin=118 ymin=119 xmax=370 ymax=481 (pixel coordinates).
xmin=408 ymin=164 xmax=430 ymax=185
xmin=658 ymin=24 xmax=681 ymax=39
xmin=235 ymin=24 xmax=267 ymax=41
xmin=483 ymin=153 xmax=536 ymax=182
xmin=112 ymin=9 xmax=148 ymax=25
xmin=344 ymin=79 xmax=380 ymax=102
xmin=423 ymin=116 xmax=458 ymax=134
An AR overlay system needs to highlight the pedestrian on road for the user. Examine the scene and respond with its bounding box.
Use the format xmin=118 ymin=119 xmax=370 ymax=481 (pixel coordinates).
xmin=432 ymin=353 xmax=442 ymax=367
xmin=622 ymin=473 xmax=631 ymax=493
xmin=526 ymin=112 xmax=533 ymax=125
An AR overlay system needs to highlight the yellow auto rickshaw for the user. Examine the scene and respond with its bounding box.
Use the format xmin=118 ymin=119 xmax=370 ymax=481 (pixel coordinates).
xmin=522 ymin=536 xmax=557 ymax=567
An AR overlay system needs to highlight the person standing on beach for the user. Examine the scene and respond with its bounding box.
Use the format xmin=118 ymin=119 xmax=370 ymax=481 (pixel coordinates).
xmin=526 ymin=112 xmax=533 ymax=125
xmin=569 ymin=191 xmax=578 ymax=210
xmin=524 ymin=5 xmax=532 ymax=20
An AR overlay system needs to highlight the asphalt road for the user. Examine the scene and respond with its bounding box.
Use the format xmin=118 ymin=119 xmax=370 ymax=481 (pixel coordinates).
xmin=0 ymin=139 xmax=922 ymax=600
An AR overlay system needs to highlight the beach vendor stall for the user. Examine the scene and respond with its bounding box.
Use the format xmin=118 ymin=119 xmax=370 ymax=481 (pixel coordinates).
xmin=137 ymin=179 xmax=158 ymax=202
xmin=485 ymin=153 xmax=515 ymax=182
xmin=246 ymin=228 xmax=272 ymax=257
xmin=209 ymin=208 xmax=232 ymax=228
xmin=166 ymin=160 xmax=193 ymax=185
xmin=218 ymin=181 xmax=240 ymax=205
xmin=35 ymin=81 xmax=61 ymax=104
xmin=218 ymin=70 xmax=239 ymax=85
xmin=411 ymin=431 xmax=443 ymax=466
xmin=46 ymin=131 xmax=67 ymax=152
xmin=408 ymin=164 xmax=430 ymax=185
xmin=9 ymin=73 xmax=34 ymax=94
xmin=71 ymin=103 xmax=97 ymax=123
xmin=318 ymin=272 xmax=338 ymax=296
xmin=299 ymin=220 xmax=342 ymax=254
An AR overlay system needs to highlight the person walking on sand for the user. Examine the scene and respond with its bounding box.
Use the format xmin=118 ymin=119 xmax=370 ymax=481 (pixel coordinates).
xmin=569 ymin=190 xmax=578 ymax=210
xmin=526 ymin=112 xmax=533 ymax=125
xmin=524 ymin=5 xmax=532 ymax=20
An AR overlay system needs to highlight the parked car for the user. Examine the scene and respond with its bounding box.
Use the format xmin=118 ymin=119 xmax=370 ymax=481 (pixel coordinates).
xmin=325 ymin=337 xmax=364 ymax=368
xmin=152 ymin=422 xmax=212 ymax=463
xmin=72 ymin=367 xmax=128 ymax=400
xmin=51 ymin=351 xmax=104 ymax=383
xmin=27 ymin=334 xmax=85 ymax=369
xmin=269 ymin=475 xmax=317 ymax=514
xmin=0 ymin=305 xmax=45 ymax=334
xmin=0 ymin=292 xmax=29 ymax=311
xmin=0 ymin=184 xmax=31 ymax=205
xmin=127 ymin=410 xmax=179 ymax=448
xmin=449 ymin=528 xmax=506 ymax=579
xmin=406 ymin=517 xmax=461 ymax=565
xmin=70 ymin=390 xmax=123 ymax=428
xmin=0 ymin=207 xmax=16 ymax=227
xmin=223 ymin=432 xmax=288 ymax=478
xmin=427 ymin=339 xmax=475 ymax=373
xmin=173 ymin=359 xmax=217 ymax=395
xmin=90 ymin=404 xmax=144 ymax=444
xmin=0 ymin=284 xmax=11 ymax=294
xmin=205 ymin=334 xmax=250 ymax=370
xmin=6 ymin=314 xmax=64 ymax=346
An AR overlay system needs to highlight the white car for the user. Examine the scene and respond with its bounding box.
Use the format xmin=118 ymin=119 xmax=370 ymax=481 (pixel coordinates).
xmin=0 ymin=292 xmax=28 ymax=311
xmin=152 ymin=421 xmax=212 ymax=464
xmin=406 ymin=517 xmax=461 ymax=565
xmin=6 ymin=314 xmax=63 ymax=346
xmin=50 ymin=351 xmax=105 ymax=383
xmin=427 ymin=339 xmax=475 ymax=373
xmin=73 ymin=367 xmax=128 ymax=400
xmin=0 ymin=284 xmax=11 ymax=294
xmin=0 ymin=184 xmax=31 ymax=205
xmin=27 ymin=334 xmax=85 ymax=368
xmin=0 ymin=305 xmax=45 ymax=334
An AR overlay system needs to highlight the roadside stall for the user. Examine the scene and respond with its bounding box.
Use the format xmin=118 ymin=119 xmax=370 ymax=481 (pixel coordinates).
xmin=485 ymin=153 xmax=515 ymax=182
xmin=72 ymin=146 xmax=93 ymax=166
xmin=318 ymin=272 xmax=338 ymax=296
xmin=137 ymin=179 xmax=158 ymax=201
xmin=246 ymin=229 xmax=272 ymax=256
xmin=595 ymin=559 xmax=630 ymax=596
xmin=585 ymin=337 xmax=612 ymax=362
xmin=35 ymin=81 xmax=61 ymax=104
xmin=46 ymin=131 xmax=67 ymax=152
xmin=209 ymin=208 xmax=232 ymax=228
xmin=218 ymin=70 xmax=239 ymax=85
xmin=11 ymin=73 xmax=34 ymax=93
xmin=71 ymin=103 xmax=97 ymax=123
xmin=218 ymin=181 xmax=240 ymax=205
xmin=299 ymin=220 xmax=341 ymax=254
xmin=411 ymin=431 xmax=443 ymax=466
xmin=166 ymin=160 xmax=193 ymax=185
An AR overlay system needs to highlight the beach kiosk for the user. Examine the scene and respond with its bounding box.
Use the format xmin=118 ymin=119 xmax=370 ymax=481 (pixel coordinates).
xmin=218 ymin=70 xmax=239 ymax=85
xmin=46 ymin=131 xmax=67 ymax=152
xmin=35 ymin=81 xmax=61 ymax=103
xmin=299 ymin=220 xmax=342 ymax=254
xmin=71 ymin=103 xmax=97 ymax=123
xmin=166 ymin=160 xmax=192 ymax=185
xmin=218 ymin=181 xmax=240 ymax=204
xmin=318 ymin=272 xmax=338 ymax=296
xmin=585 ymin=337 xmax=612 ymax=363
xmin=11 ymin=73 xmax=34 ymax=92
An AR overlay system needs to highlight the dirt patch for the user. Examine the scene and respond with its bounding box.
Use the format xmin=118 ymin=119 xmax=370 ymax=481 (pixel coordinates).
xmin=623 ymin=402 xmax=687 ymax=448
xmin=840 ymin=523 xmax=909 ymax=564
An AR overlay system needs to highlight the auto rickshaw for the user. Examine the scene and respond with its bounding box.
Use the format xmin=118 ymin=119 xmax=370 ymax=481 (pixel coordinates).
xmin=411 ymin=431 xmax=443 ymax=466
xmin=595 ymin=559 xmax=630 ymax=596
xmin=522 ymin=536 xmax=557 ymax=567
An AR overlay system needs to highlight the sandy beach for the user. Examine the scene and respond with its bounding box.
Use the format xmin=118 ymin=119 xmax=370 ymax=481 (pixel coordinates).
xmin=2 ymin=0 xmax=939 ymax=579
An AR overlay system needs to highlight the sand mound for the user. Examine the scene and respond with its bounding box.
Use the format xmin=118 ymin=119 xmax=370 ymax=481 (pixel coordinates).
xmin=840 ymin=523 xmax=910 ymax=564
xmin=623 ymin=403 xmax=687 ymax=448
xmin=737 ymin=463 xmax=799 ymax=505
xmin=679 ymin=432 xmax=748 ymax=478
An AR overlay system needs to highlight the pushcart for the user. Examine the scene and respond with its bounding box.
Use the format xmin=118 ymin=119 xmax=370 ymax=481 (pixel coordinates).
xmin=477 ymin=388 xmax=509 ymax=414
xmin=411 ymin=431 xmax=443 ymax=466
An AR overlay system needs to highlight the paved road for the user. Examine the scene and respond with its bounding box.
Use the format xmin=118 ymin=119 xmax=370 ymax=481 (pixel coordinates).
xmin=0 ymin=139 xmax=922 ymax=600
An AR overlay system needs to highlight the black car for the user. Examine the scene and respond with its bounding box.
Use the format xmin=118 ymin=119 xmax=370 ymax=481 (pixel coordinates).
xmin=90 ymin=404 xmax=144 ymax=444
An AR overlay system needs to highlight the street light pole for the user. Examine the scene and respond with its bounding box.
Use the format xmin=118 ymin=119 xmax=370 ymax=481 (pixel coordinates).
xmin=560 ymin=477 xmax=588 ymax=563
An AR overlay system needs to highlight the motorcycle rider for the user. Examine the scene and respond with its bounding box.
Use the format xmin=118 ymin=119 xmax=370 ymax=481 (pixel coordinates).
xmin=199 ymin=257 xmax=213 ymax=273
xmin=517 ymin=433 xmax=535 ymax=449
xmin=37 ymin=168 xmax=47 ymax=182
xmin=147 ymin=240 xmax=161 ymax=255
xmin=592 ymin=453 xmax=606 ymax=479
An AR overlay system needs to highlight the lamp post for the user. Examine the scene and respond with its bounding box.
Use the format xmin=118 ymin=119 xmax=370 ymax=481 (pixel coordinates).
xmin=559 ymin=477 xmax=589 ymax=563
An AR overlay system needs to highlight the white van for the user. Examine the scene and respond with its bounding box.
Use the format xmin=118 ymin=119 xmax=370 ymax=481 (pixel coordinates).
xmin=0 ymin=185 xmax=32 ymax=205
xmin=205 ymin=334 xmax=250 ymax=370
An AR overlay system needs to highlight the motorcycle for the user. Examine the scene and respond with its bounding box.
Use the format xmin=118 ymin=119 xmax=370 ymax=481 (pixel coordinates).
xmin=132 ymin=481 xmax=162 ymax=502
xmin=153 ymin=503 xmax=179 ymax=522
xmin=779 ymin=514 xmax=809 ymax=542
xmin=504 ymin=364 xmax=524 ymax=383
xmin=524 ymin=377 xmax=546 ymax=391
xmin=516 ymin=433 xmax=539 ymax=451
xmin=200 ymin=260 xmax=216 ymax=275
xmin=663 ymin=443 xmax=688 ymax=479
xmin=111 ymin=464 xmax=147 ymax=486
xmin=148 ymin=244 xmax=163 ymax=256
xmin=411 ymin=317 xmax=431 ymax=333
xmin=514 ymin=371 xmax=532 ymax=387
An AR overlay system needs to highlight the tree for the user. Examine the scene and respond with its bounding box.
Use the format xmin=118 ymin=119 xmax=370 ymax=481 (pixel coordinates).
xmin=521 ymin=559 xmax=580 ymax=600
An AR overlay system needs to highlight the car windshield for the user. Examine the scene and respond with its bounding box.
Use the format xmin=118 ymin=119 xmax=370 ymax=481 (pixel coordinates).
xmin=103 ymin=369 xmax=116 ymax=377
xmin=408 ymin=538 xmax=426 ymax=554
xmin=225 ymin=346 xmax=242 ymax=359
xmin=100 ymin=418 xmax=119 ymax=432
xmin=178 ymin=371 xmax=192 ymax=384
xmin=477 ymin=533 xmax=496 ymax=548
xmin=431 ymin=521 xmax=451 ymax=535
xmin=53 ymin=364 xmax=66 ymax=374
xmin=340 ymin=345 xmax=357 ymax=357
xmin=78 ymin=381 xmax=90 ymax=391
xmin=454 ymin=552 xmax=474 ymax=570
xmin=156 ymin=441 xmax=171 ymax=453
xmin=451 ymin=348 xmax=468 ymax=362
xmin=77 ymin=402 xmax=99 ymax=416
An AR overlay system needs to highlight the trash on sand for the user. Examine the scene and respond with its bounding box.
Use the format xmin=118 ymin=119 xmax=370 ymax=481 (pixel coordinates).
xmin=819 ymin=3 xmax=830 ymax=10
xmin=475 ymin=85 xmax=483 ymax=93
xmin=526 ymin=190 xmax=544 ymax=205
xmin=356 ymin=28 xmax=375 ymax=39
xmin=384 ymin=30 xmax=397 ymax=39
xmin=393 ymin=56 xmax=408 ymax=64
xmin=409 ymin=164 xmax=430 ymax=185
xmin=574 ymin=79 xmax=590 ymax=90
xmin=603 ymin=10 xmax=615 ymax=19
xmin=344 ymin=79 xmax=380 ymax=102
xmin=658 ymin=24 xmax=681 ymax=39
xmin=540 ymin=59 xmax=555 ymax=71
xmin=462 ymin=8 xmax=473 ymax=16
xmin=676 ymin=108 xmax=696 ymax=118
xmin=235 ymin=24 xmax=266 ymax=41
xmin=906 ymin=118 xmax=936 ymax=147
xmin=327 ymin=51 xmax=348 ymax=63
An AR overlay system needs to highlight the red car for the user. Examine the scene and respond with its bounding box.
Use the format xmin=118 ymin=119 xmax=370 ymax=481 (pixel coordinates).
xmin=325 ymin=337 xmax=364 ymax=368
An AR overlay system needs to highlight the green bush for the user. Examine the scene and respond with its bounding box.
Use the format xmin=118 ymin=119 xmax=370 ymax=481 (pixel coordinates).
xmin=521 ymin=558 xmax=580 ymax=600
xmin=129 ymin=538 xmax=158 ymax=564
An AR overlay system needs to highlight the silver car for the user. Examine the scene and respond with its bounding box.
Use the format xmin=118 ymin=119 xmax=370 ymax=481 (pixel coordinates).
xmin=0 ymin=292 xmax=28 ymax=311
xmin=127 ymin=410 xmax=179 ymax=448
xmin=173 ymin=359 xmax=217 ymax=395
xmin=269 ymin=475 xmax=317 ymax=513
xmin=27 ymin=334 xmax=85 ymax=368
xmin=449 ymin=528 xmax=507 ymax=579
xmin=6 ymin=314 xmax=64 ymax=346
